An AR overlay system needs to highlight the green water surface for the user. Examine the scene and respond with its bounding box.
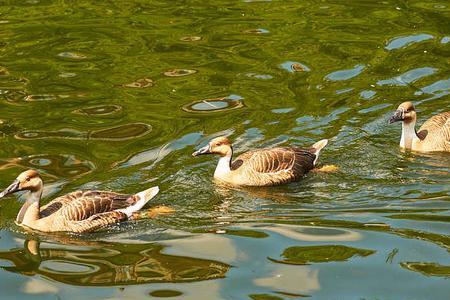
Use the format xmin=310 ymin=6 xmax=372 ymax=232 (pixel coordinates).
xmin=0 ymin=0 xmax=449 ymax=299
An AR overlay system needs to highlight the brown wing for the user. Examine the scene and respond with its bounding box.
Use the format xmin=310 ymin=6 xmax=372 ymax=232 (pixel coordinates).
xmin=419 ymin=111 xmax=450 ymax=133
xmin=232 ymin=147 xmax=316 ymax=184
xmin=68 ymin=211 xmax=128 ymax=233
xmin=418 ymin=111 xmax=450 ymax=150
xmin=40 ymin=190 xmax=138 ymax=221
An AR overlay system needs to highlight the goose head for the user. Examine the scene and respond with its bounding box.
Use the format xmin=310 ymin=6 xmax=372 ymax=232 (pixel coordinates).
xmin=0 ymin=169 xmax=43 ymax=198
xmin=389 ymin=101 xmax=417 ymax=125
xmin=192 ymin=136 xmax=233 ymax=157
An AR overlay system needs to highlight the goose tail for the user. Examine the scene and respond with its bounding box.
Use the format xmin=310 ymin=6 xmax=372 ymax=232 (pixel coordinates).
xmin=116 ymin=186 xmax=159 ymax=218
xmin=311 ymin=139 xmax=328 ymax=165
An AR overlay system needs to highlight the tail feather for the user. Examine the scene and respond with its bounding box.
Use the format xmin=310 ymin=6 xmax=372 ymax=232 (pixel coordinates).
xmin=311 ymin=139 xmax=328 ymax=165
xmin=116 ymin=186 xmax=159 ymax=218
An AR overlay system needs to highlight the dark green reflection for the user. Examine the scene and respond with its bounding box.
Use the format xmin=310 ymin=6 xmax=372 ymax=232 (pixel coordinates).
xmin=270 ymin=245 xmax=375 ymax=265
xmin=249 ymin=294 xmax=284 ymax=300
xmin=400 ymin=262 xmax=450 ymax=277
xmin=387 ymin=214 xmax=450 ymax=223
xmin=224 ymin=229 xmax=269 ymax=239
xmin=0 ymin=239 xmax=230 ymax=286
xmin=149 ymin=289 xmax=183 ymax=297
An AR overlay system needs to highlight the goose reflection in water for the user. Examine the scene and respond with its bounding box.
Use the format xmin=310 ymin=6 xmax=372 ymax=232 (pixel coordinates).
xmin=0 ymin=238 xmax=230 ymax=286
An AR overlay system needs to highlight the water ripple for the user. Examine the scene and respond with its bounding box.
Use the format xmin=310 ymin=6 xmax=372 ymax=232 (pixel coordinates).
xmin=0 ymin=154 xmax=95 ymax=178
xmin=377 ymin=67 xmax=437 ymax=86
xmin=163 ymin=69 xmax=197 ymax=77
xmin=73 ymin=105 xmax=122 ymax=116
xmin=182 ymin=95 xmax=244 ymax=114
xmin=179 ymin=36 xmax=202 ymax=42
xmin=280 ymin=61 xmax=311 ymax=73
xmin=15 ymin=123 xmax=152 ymax=141
xmin=90 ymin=123 xmax=151 ymax=141
xmin=57 ymin=52 xmax=88 ymax=60
xmin=242 ymin=28 xmax=270 ymax=34
xmin=122 ymin=78 xmax=154 ymax=88
xmin=325 ymin=64 xmax=365 ymax=81
xmin=419 ymin=78 xmax=450 ymax=95
xmin=0 ymin=1 xmax=448 ymax=298
xmin=359 ymin=90 xmax=377 ymax=99
xmin=385 ymin=34 xmax=434 ymax=50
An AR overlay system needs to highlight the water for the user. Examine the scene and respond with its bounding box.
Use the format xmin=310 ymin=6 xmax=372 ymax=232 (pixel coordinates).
xmin=0 ymin=0 xmax=449 ymax=299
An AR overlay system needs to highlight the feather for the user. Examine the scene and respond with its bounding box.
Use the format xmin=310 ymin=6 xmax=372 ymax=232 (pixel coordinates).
xmin=69 ymin=211 xmax=128 ymax=233
xmin=228 ymin=147 xmax=317 ymax=186
xmin=417 ymin=111 xmax=450 ymax=152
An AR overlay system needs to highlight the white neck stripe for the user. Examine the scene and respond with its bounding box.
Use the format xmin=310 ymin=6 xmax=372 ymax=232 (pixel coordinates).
xmin=400 ymin=121 xmax=417 ymax=149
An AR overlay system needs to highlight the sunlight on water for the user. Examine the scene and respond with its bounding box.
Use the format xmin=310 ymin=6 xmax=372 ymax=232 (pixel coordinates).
xmin=0 ymin=0 xmax=449 ymax=299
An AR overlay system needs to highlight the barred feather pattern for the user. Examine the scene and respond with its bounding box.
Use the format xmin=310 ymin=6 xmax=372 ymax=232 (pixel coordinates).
xmin=229 ymin=147 xmax=316 ymax=186
xmin=416 ymin=111 xmax=450 ymax=152
xmin=40 ymin=191 xmax=136 ymax=221
xmin=25 ymin=190 xmax=140 ymax=233
xmin=68 ymin=211 xmax=128 ymax=233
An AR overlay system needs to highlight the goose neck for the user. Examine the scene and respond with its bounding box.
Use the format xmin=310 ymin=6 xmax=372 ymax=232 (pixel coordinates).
xmin=400 ymin=120 xmax=418 ymax=149
xmin=214 ymin=151 xmax=232 ymax=177
xmin=18 ymin=189 xmax=43 ymax=225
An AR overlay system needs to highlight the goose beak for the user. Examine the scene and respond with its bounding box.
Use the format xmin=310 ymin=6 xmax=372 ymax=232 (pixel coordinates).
xmin=389 ymin=109 xmax=404 ymax=124
xmin=192 ymin=144 xmax=211 ymax=156
xmin=0 ymin=179 xmax=21 ymax=198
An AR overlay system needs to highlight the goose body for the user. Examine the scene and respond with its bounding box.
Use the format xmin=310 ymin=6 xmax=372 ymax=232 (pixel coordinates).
xmin=0 ymin=170 xmax=159 ymax=233
xmin=389 ymin=102 xmax=450 ymax=152
xmin=193 ymin=136 xmax=328 ymax=186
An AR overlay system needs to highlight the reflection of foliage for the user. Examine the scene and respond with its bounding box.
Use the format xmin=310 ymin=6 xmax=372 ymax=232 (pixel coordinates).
xmin=270 ymin=245 xmax=375 ymax=265
xmin=250 ymin=292 xmax=311 ymax=300
xmin=393 ymin=228 xmax=450 ymax=253
xmin=400 ymin=262 xmax=450 ymax=278
xmin=222 ymin=229 xmax=269 ymax=239
xmin=249 ymin=294 xmax=284 ymax=300
xmin=149 ymin=289 xmax=183 ymax=297
xmin=0 ymin=239 xmax=230 ymax=286
xmin=0 ymin=121 xmax=20 ymax=136
xmin=387 ymin=214 xmax=450 ymax=222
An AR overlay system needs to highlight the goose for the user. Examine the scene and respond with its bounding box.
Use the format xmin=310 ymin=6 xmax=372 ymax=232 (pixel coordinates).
xmin=389 ymin=102 xmax=450 ymax=152
xmin=0 ymin=169 xmax=159 ymax=233
xmin=192 ymin=136 xmax=328 ymax=186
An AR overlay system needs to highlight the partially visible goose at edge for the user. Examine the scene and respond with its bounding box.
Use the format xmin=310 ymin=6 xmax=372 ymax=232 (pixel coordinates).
xmin=389 ymin=101 xmax=450 ymax=152
xmin=192 ymin=136 xmax=328 ymax=187
xmin=0 ymin=169 xmax=159 ymax=233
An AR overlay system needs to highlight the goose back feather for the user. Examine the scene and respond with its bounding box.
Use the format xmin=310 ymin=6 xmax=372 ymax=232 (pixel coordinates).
xmin=41 ymin=191 xmax=137 ymax=220
xmin=68 ymin=211 xmax=128 ymax=233
xmin=230 ymin=147 xmax=316 ymax=186
xmin=416 ymin=111 xmax=450 ymax=152
xmin=37 ymin=188 xmax=157 ymax=232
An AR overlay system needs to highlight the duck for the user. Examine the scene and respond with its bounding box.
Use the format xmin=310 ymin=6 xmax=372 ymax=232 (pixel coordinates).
xmin=389 ymin=102 xmax=450 ymax=152
xmin=0 ymin=169 xmax=159 ymax=233
xmin=192 ymin=136 xmax=328 ymax=186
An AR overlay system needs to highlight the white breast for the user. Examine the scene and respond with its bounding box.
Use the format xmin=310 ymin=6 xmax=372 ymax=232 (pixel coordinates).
xmin=400 ymin=122 xmax=418 ymax=149
xmin=214 ymin=156 xmax=232 ymax=178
